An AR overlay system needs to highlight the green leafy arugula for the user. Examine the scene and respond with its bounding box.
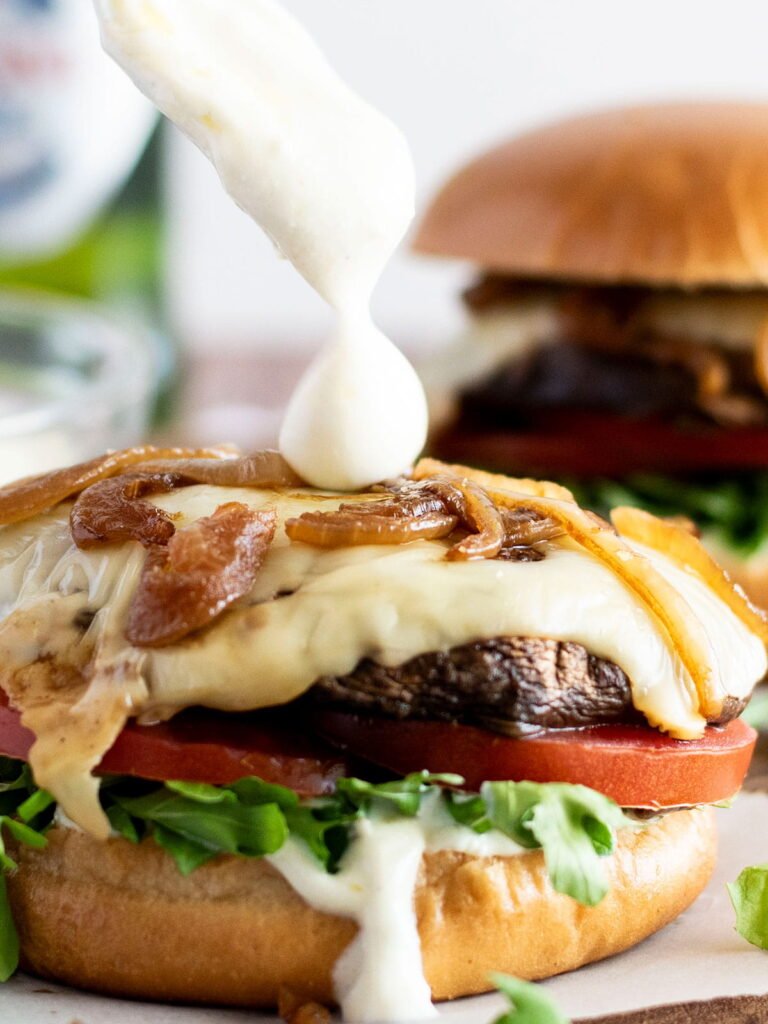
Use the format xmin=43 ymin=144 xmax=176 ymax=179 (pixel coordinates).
xmin=728 ymin=864 xmax=768 ymax=949
xmin=570 ymin=471 xmax=768 ymax=557
xmin=481 ymin=782 xmax=630 ymax=907
xmin=0 ymin=761 xmax=52 ymax=982
xmin=0 ymin=757 xmax=633 ymax=984
xmin=491 ymin=973 xmax=570 ymax=1024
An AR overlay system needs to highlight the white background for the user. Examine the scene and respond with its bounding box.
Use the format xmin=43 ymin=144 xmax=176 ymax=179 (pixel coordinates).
xmin=165 ymin=0 xmax=768 ymax=355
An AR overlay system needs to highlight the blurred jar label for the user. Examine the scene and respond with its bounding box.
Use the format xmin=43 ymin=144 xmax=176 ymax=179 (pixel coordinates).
xmin=0 ymin=0 xmax=156 ymax=259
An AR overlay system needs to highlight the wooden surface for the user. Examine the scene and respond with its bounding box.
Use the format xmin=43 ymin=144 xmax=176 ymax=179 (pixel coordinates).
xmin=172 ymin=353 xmax=768 ymax=1024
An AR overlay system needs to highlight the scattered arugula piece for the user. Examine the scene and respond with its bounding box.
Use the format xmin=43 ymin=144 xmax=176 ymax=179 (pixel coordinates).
xmin=0 ymin=761 xmax=51 ymax=981
xmin=491 ymin=972 xmax=570 ymax=1024
xmin=0 ymin=878 xmax=18 ymax=985
xmin=728 ymin=864 xmax=768 ymax=949
xmin=482 ymin=782 xmax=631 ymax=906
xmin=570 ymin=471 xmax=768 ymax=557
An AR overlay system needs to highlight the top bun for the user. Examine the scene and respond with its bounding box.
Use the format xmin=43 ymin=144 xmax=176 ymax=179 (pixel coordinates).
xmin=413 ymin=102 xmax=768 ymax=288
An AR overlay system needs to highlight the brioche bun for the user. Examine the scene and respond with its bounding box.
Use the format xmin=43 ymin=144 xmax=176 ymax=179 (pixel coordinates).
xmin=413 ymin=102 xmax=768 ymax=288
xmin=9 ymin=809 xmax=715 ymax=1007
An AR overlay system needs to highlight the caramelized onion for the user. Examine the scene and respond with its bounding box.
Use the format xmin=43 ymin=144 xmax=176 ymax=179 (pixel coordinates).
xmin=126 ymin=503 xmax=276 ymax=648
xmin=286 ymin=470 xmax=560 ymax=560
xmin=70 ymin=473 xmax=182 ymax=549
xmin=412 ymin=458 xmax=575 ymax=502
xmin=612 ymin=505 xmax=768 ymax=645
xmin=501 ymin=505 xmax=566 ymax=547
xmin=0 ymin=445 xmax=233 ymax=527
xmin=136 ymin=450 xmax=304 ymax=489
xmin=286 ymin=504 xmax=457 ymax=548
xmin=418 ymin=476 xmax=505 ymax=560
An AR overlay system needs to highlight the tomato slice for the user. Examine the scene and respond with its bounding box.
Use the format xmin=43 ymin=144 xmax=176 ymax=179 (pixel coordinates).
xmin=434 ymin=412 xmax=768 ymax=478
xmin=312 ymin=712 xmax=757 ymax=808
xmin=0 ymin=693 xmax=350 ymax=797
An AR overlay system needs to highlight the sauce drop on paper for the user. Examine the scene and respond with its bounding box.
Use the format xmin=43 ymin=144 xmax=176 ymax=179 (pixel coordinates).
xmin=95 ymin=0 xmax=428 ymax=490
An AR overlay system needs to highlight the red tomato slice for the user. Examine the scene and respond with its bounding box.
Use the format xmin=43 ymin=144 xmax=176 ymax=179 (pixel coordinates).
xmin=312 ymin=712 xmax=757 ymax=808
xmin=435 ymin=412 xmax=768 ymax=478
xmin=0 ymin=693 xmax=350 ymax=797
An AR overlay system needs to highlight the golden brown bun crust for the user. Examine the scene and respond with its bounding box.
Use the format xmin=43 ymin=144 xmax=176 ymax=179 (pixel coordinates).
xmin=414 ymin=103 xmax=768 ymax=287
xmin=9 ymin=809 xmax=715 ymax=1007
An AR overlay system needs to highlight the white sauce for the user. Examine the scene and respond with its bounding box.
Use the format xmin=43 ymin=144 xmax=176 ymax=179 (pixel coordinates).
xmin=267 ymin=792 xmax=524 ymax=1023
xmin=94 ymin=0 xmax=428 ymax=491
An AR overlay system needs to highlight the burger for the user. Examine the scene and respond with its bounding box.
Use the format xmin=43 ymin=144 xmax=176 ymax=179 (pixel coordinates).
xmin=414 ymin=102 xmax=768 ymax=608
xmin=0 ymin=444 xmax=764 ymax=1015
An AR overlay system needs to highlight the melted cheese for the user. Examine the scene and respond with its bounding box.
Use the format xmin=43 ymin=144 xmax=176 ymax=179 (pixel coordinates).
xmin=0 ymin=485 xmax=764 ymax=834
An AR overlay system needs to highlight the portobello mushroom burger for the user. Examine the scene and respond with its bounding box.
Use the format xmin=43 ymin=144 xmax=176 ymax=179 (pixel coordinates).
xmin=0 ymin=445 xmax=764 ymax=1019
xmin=414 ymin=102 xmax=768 ymax=608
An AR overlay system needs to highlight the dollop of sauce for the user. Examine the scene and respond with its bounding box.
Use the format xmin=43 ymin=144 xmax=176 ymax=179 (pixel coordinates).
xmin=94 ymin=0 xmax=428 ymax=490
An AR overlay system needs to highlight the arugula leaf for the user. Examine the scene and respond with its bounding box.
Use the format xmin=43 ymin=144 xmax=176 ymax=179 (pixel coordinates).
xmin=152 ymin=824 xmax=219 ymax=875
xmin=728 ymin=864 xmax=768 ymax=949
xmin=165 ymin=780 xmax=237 ymax=805
xmin=445 ymin=792 xmax=493 ymax=833
xmin=483 ymin=782 xmax=630 ymax=906
xmin=284 ymin=805 xmax=352 ymax=872
xmin=0 ymin=762 xmax=33 ymax=793
xmin=113 ymin=790 xmax=288 ymax=857
xmin=16 ymin=789 xmax=54 ymax=824
xmin=106 ymin=804 xmax=141 ymax=844
xmin=336 ymin=772 xmax=464 ymax=816
xmin=0 ymin=797 xmax=49 ymax=983
xmin=0 ymin=877 xmax=19 ymax=984
xmin=2 ymin=818 xmax=47 ymax=850
xmin=227 ymin=777 xmax=299 ymax=810
xmin=491 ymin=973 xmax=569 ymax=1024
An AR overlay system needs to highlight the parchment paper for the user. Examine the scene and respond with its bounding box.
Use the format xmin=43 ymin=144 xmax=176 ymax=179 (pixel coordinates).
xmin=1 ymin=793 xmax=767 ymax=1024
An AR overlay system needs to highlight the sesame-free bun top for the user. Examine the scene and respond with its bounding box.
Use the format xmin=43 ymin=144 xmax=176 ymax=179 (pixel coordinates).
xmin=413 ymin=102 xmax=768 ymax=287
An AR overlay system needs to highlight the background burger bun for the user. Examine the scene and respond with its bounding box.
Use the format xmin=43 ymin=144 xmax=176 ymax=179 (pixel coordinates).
xmin=10 ymin=809 xmax=715 ymax=1007
xmin=413 ymin=102 xmax=768 ymax=288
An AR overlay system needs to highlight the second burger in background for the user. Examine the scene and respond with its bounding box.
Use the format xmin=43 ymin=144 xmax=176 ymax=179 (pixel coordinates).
xmin=415 ymin=103 xmax=768 ymax=607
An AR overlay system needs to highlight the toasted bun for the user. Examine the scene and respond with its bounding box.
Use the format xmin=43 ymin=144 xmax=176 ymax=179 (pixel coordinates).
xmin=9 ymin=809 xmax=715 ymax=1007
xmin=414 ymin=103 xmax=768 ymax=287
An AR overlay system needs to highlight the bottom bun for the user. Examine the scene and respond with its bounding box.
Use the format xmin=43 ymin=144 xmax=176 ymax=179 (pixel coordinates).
xmin=9 ymin=808 xmax=715 ymax=1008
